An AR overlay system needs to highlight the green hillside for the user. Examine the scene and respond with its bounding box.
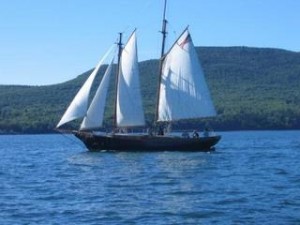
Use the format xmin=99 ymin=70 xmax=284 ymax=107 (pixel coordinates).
xmin=1 ymin=46 xmax=300 ymax=134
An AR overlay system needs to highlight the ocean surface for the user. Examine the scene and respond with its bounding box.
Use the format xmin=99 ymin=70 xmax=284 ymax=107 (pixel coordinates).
xmin=0 ymin=131 xmax=299 ymax=225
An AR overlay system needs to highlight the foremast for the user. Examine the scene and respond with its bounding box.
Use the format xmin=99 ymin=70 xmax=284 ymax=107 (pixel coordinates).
xmin=114 ymin=30 xmax=145 ymax=129
xmin=113 ymin=32 xmax=123 ymax=129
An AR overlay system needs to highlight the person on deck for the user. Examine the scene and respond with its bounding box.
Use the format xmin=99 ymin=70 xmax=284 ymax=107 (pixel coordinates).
xmin=193 ymin=130 xmax=199 ymax=138
xmin=158 ymin=126 xmax=164 ymax=136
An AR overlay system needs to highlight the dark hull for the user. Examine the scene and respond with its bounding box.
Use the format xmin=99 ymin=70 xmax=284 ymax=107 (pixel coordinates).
xmin=74 ymin=131 xmax=221 ymax=152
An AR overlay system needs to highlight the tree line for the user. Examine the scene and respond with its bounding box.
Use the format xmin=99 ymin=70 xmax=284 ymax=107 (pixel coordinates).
xmin=0 ymin=46 xmax=300 ymax=134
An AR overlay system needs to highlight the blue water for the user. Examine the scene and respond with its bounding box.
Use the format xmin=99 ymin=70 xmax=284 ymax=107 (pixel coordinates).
xmin=0 ymin=131 xmax=300 ymax=224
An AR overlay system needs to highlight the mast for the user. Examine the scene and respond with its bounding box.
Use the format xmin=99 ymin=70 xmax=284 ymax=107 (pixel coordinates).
xmin=114 ymin=32 xmax=123 ymax=128
xmin=155 ymin=0 xmax=168 ymax=122
xmin=116 ymin=30 xmax=145 ymax=128
xmin=117 ymin=32 xmax=123 ymax=68
xmin=160 ymin=0 xmax=168 ymax=58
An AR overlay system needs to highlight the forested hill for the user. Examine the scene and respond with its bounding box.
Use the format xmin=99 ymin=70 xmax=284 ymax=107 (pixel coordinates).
xmin=1 ymin=46 xmax=300 ymax=134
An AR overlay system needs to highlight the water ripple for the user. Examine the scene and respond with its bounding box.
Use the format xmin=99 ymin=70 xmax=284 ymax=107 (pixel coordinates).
xmin=0 ymin=132 xmax=300 ymax=224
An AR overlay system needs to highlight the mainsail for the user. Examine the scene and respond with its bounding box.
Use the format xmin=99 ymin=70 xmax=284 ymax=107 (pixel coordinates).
xmin=56 ymin=0 xmax=221 ymax=152
xmin=157 ymin=29 xmax=216 ymax=122
xmin=116 ymin=31 xmax=145 ymax=127
xmin=56 ymin=46 xmax=114 ymax=128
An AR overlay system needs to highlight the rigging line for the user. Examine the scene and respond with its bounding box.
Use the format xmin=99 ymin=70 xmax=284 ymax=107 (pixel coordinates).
xmin=120 ymin=0 xmax=154 ymax=31
xmin=55 ymin=129 xmax=86 ymax=149
xmin=128 ymin=0 xmax=158 ymax=32
xmin=135 ymin=0 xmax=155 ymax=21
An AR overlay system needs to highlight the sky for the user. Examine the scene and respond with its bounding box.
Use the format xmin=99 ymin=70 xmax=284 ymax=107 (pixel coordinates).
xmin=0 ymin=0 xmax=299 ymax=85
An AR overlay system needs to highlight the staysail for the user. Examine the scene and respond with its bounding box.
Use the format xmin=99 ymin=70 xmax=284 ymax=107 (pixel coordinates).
xmin=157 ymin=29 xmax=216 ymax=122
xmin=80 ymin=58 xmax=114 ymax=130
xmin=116 ymin=31 xmax=145 ymax=127
xmin=56 ymin=46 xmax=114 ymax=128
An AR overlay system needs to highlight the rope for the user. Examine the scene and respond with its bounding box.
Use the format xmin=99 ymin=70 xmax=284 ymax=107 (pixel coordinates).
xmin=54 ymin=129 xmax=86 ymax=149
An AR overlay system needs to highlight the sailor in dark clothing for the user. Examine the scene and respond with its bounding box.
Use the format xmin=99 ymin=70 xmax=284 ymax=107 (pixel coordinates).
xmin=193 ymin=130 xmax=199 ymax=138
xmin=158 ymin=126 xmax=164 ymax=135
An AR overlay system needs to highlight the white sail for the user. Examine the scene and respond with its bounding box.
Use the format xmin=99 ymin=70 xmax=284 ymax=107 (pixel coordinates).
xmin=80 ymin=58 xmax=114 ymax=130
xmin=157 ymin=29 xmax=216 ymax=122
xmin=116 ymin=31 xmax=145 ymax=127
xmin=56 ymin=45 xmax=114 ymax=128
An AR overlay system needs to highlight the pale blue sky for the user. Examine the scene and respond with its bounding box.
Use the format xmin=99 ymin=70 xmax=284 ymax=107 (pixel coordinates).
xmin=0 ymin=0 xmax=299 ymax=85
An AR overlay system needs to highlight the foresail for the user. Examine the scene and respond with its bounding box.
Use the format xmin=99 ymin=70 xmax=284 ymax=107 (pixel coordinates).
xmin=80 ymin=58 xmax=114 ymax=130
xmin=116 ymin=31 xmax=145 ymax=127
xmin=157 ymin=29 xmax=216 ymax=122
xmin=56 ymin=45 xmax=114 ymax=128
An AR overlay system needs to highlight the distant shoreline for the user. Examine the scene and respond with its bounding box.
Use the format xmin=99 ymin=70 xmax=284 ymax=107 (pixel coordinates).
xmin=1 ymin=46 xmax=300 ymax=135
xmin=1 ymin=128 xmax=299 ymax=135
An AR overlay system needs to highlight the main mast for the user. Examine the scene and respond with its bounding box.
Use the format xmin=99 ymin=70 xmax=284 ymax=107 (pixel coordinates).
xmin=155 ymin=0 xmax=168 ymax=122
xmin=160 ymin=0 xmax=168 ymax=58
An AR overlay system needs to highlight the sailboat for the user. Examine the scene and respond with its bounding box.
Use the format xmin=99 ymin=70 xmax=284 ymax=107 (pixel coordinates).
xmin=56 ymin=1 xmax=221 ymax=151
